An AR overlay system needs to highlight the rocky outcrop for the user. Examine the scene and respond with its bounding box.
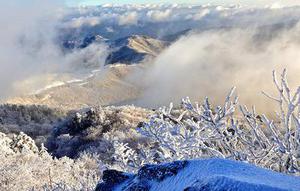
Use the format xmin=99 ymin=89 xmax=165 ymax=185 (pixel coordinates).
xmin=95 ymin=159 xmax=300 ymax=191
xmin=96 ymin=170 xmax=133 ymax=191
xmin=96 ymin=160 xmax=187 ymax=191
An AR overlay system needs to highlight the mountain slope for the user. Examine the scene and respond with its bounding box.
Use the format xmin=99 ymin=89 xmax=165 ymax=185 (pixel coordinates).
xmin=6 ymin=65 xmax=142 ymax=110
xmin=62 ymin=35 xmax=107 ymax=50
xmin=5 ymin=35 xmax=168 ymax=110
xmin=106 ymin=35 xmax=168 ymax=65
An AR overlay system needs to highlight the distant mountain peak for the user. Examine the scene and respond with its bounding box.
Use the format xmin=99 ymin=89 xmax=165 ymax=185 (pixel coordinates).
xmin=62 ymin=35 xmax=107 ymax=50
xmin=106 ymin=35 xmax=168 ymax=65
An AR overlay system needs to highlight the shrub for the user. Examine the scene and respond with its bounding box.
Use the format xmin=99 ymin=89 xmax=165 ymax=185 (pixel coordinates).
xmin=47 ymin=105 xmax=152 ymax=161
xmin=112 ymin=70 xmax=300 ymax=175
xmin=0 ymin=132 xmax=103 ymax=191
xmin=0 ymin=104 xmax=65 ymax=146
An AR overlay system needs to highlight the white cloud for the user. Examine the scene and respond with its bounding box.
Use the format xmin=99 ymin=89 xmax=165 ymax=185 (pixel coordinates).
xmin=106 ymin=27 xmax=114 ymax=33
xmin=5 ymin=2 xmax=300 ymax=104
xmin=68 ymin=16 xmax=101 ymax=28
xmin=118 ymin=12 xmax=138 ymax=26
xmin=135 ymin=25 xmax=300 ymax=114
xmin=265 ymin=0 xmax=300 ymax=8
xmin=147 ymin=9 xmax=172 ymax=22
xmin=269 ymin=2 xmax=283 ymax=9
xmin=63 ymin=4 xmax=300 ymax=29
xmin=101 ymin=3 xmax=113 ymax=8
xmin=193 ymin=8 xmax=210 ymax=20
xmin=0 ymin=1 xmax=109 ymax=98
xmin=216 ymin=6 xmax=226 ymax=11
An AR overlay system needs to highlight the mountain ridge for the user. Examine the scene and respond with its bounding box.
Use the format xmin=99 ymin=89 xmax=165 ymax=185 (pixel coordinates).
xmin=105 ymin=35 xmax=168 ymax=65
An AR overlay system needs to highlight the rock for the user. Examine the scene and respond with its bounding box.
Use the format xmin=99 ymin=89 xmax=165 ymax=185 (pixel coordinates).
xmin=95 ymin=158 xmax=300 ymax=191
xmin=95 ymin=170 xmax=132 ymax=191
xmin=137 ymin=161 xmax=188 ymax=182
xmin=96 ymin=160 xmax=188 ymax=191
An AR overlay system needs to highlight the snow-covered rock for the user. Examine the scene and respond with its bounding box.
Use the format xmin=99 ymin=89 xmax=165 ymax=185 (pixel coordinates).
xmin=96 ymin=158 xmax=300 ymax=191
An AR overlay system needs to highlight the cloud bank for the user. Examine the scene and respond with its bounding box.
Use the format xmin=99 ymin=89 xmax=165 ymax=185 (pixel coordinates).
xmin=0 ymin=1 xmax=108 ymax=98
xmin=0 ymin=1 xmax=63 ymax=98
xmin=135 ymin=26 xmax=300 ymax=114
xmin=3 ymin=2 xmax=300 ymax=114
xmin=60 ymin=4 xmax=300 ymax=42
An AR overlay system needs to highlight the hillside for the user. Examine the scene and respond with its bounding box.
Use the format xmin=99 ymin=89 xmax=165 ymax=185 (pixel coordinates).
xmin=6 ymin=65 xmax=142 ymax=110
xmin=106 ymin=35 xmax=168 ymax=65
xmin=5 ymin=35 xmax=168 ymax=110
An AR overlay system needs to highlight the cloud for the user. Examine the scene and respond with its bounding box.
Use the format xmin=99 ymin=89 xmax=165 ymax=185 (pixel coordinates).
xmin=265 ymin=0 xmax=300 ymax=8
xmin=0 ymin=1 xmax=62 ymax=98
xmin=4 ymin=2 xmax=300 ymax=115
xmin=67 ymin=16 xmax=101 ymax=28
xmin=118 ymin=12 xmax=138 ymax=26
xmin=146 ymin=9 xmax=172 ymax=22
xmin=269 ymin=2 xmax=283 ymax=9
xmin=0 ymin=0 xmax=108 ymax=98
xmin=60 ymin=4 xmax=300 ymax=41
xmin=193 ymin=8 xmax=210 ymax=20
xmin=134 ymin=24 xmax=300 ymax=114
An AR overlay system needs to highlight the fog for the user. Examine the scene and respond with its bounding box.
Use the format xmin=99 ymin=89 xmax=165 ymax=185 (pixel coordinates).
xmin=0 ymin=1 xmax=108 ymax=99
xmin=136 ymin=27 xmax=300 ymax=114
xmin=2 ymin=2 xmax=300 ymax=114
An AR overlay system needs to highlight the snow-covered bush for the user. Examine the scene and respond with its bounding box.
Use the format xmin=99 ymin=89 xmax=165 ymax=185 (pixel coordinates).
xmin=112 ymin=70 xmax=300 ymax=175
xmin=0 ymin=132 xmax=103 ymax=191
xmin=0 ymin=104 xmax=64 ymax=126
xmin=48 ymin=105 xmax=152 ymax=160
xmin=0 ymin=104 xmax=65 ymax=146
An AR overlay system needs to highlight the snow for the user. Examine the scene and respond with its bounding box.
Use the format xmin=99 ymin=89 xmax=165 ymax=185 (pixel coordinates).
xmin=113 ymin=158 xmax=300 ymax=191
xmin=34 ymin=81 xmax=65 ymax=94
xmin=32 ymin=69 xmax=102 ymax=94
xmin=66 ymin=79 xmax=83 ymax=83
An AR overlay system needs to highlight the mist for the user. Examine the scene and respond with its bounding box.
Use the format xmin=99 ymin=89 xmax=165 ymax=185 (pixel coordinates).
xmin=0 ymin=1 xmax=108 ymax=99
xmin=135 ymin=26 xmax=300 ymax=114
xmin=3 ymin=2 xmax=300 ymax=114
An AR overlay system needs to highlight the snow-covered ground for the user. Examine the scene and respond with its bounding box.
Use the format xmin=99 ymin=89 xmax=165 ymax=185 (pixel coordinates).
xmin=97 ymin=158 xmax=300 ymax=191
xmin=31 ymin=68 xmax=103 ymax=95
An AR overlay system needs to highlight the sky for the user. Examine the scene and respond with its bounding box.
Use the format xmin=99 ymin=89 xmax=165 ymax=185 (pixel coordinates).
xmin=65 ymin=0 xmax=300 ymax=6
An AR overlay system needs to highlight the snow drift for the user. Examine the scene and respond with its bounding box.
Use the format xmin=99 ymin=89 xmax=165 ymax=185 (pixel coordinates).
xmin=96 ymin=158 xmax=300 ymax=191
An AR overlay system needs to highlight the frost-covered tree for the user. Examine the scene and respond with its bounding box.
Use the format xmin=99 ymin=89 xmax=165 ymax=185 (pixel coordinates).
xmin=48 ymin=105 xmax=152 ymax=160
xmin=0 ymin=132 xmax=103 ymax=191
xmin=112 ymin=70 xmax=300 ymax=175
